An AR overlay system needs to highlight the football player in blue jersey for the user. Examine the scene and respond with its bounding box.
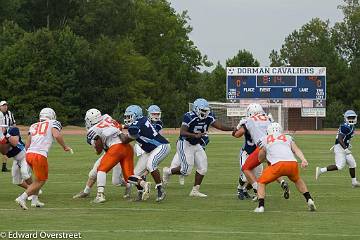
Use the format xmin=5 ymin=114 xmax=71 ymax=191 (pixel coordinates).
xmin=121 ymin=105 xmax=171 ymax=202
xmin=233 ymin=117 xmax=259 ymax=200
xmin=0 ymin=121 xmax=41 ymax=205
xmin=316 ymin=110 xmax=360 ymax=187
xmin=162 ymin=98 xmax=234 ymax=197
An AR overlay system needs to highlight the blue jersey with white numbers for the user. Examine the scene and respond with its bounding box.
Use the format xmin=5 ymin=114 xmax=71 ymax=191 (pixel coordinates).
xmin=335 ymin=122 xmax=355 ymax=148
xmin=5 ymin=127 xmax=25 ymax=158
xmin=150 ymin=120 xmax=163 ymax=132
xmin=128 ymin=117 xmax=169 ymax=153
xmin=179 ymin=111 xmax=216 ymax=145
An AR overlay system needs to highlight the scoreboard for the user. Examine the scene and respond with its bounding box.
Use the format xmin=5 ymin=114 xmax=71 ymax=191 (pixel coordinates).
xmin=226 ymin=67 xmax=326 ymax=100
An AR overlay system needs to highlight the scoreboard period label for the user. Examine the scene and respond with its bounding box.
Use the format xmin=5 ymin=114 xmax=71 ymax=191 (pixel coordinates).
xmin=226 ymin=67 xmax=326 ymax=100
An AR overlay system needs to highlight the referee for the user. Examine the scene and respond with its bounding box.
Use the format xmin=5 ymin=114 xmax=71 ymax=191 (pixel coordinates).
xmin=0 ymin=100 xmax=16 ymax=172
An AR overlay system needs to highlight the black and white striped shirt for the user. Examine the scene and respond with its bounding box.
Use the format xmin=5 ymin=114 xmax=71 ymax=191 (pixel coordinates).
xmin=2 ymin=110 xmax=16 ymax=127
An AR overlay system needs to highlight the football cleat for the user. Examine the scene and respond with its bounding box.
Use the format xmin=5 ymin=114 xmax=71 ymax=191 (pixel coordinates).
xmin=92 ymin=193 xmax=106 ymax=203
xmin=123 ymin=184 xmax=131 ymax=199
xmin=73 ymin=191 xmax=90 ymax=199
xmin=162 ymin=167 xmax=171 ymax=186
xmin=179 ymin=175 xmax=185 ymax=185
xmin=307 ymin=199 xmax=316 ymax=211
xmin=141 ymin=182 xmax=151 ymax=201
xmin=352 ymin=181 xmax=360 ymax=188
xmin=237 ymin=188 xmax=246 ymax=200
xmin=27 ymin=189 xmax=43 ymax=201
xmin=31 ymin=200 xmax=45 ymax=208
xmin=315 ymin=167 xmax=321 ymax=180
xmin=281 ymin=181 xmax=290 ymax=199
xmin=254 ymin=206 xmax=264 ymax=213
xmin=156 ymin=186 xmax=166 ymax=202
xmin=15 ymin=197 xmax=28 ymax=210
xmin=189 ymin=189 xmax=207 ymax=197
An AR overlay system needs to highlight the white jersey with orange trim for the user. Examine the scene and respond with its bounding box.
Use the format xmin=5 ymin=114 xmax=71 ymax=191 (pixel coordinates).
xmin=27 ymin=119 xmax=62 ymax=157
xmin=261 ymin=133 xmax=297 ymax=165
xmin=244 ymin=114 xmax=272 ymax=146
xmin=86 ymin=114 xmax=122 ymax=150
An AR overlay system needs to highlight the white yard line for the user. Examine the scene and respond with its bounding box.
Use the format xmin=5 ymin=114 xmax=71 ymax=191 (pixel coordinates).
xmin=0 ymin=207 xmax=359 ymax=215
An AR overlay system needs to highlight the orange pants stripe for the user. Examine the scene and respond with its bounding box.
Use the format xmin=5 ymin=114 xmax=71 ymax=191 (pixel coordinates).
xmin=26 ymin=153 xmax=48 ymax=181
xmin=258 ymin=161 xmax=300 ymax=184
xmin=97 ymin=143 xmax=134 ymax=181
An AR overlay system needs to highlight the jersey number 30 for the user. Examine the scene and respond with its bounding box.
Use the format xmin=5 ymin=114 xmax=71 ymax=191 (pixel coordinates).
xmin=31 ymin=122 xmax=49 ymax=136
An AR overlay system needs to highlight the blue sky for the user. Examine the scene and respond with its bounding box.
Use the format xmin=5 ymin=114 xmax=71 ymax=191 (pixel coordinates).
xmin=169 ymin=0 xmax=344 ymax=69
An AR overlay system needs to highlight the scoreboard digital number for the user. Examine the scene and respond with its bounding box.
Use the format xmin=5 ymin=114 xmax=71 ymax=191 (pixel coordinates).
xmin=226 ymin=67 xmax=326 ymax=100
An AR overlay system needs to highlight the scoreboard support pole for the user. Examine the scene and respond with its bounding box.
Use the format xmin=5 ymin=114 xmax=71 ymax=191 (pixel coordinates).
xmin=278 ymin=104 xmax=282 ymax=128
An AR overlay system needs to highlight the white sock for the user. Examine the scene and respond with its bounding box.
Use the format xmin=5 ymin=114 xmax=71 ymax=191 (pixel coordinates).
xmin=97 ymin=171 xmax=106 ymax=193
xmin=352 ymin=178 xmax=357 ymax=184
xmin=20 ymin=192 xmax=28 ymax=201
xmin=320 ymin=167 xmax=327 ymax=174
xmin=166 ymin=168 xmax=172 ymax=175
xmin=84 ymin=185 xmax=91 ymax=194
xmin=251 ymin=182 xmax=258 ymax=190
xmin=193 ymin=185 xmax=200 ymax=191
xmin=280 ymin=179 xmax=285 ymax=185
xmin=31 ymin=195 xmax=38 ymax=204
xmin=39 ymin=189 xmax=43 ymax=195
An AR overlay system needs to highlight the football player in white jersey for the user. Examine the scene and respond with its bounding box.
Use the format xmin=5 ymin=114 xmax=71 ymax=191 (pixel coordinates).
xmin=254 ymin=122 xmax=316 ymax=213
xmin=235 ymin=103 xmax=290 ymax=200
xmin=83 ymin=109 xmax=150 ymax=203
xmin=15 ymin=108 xmax=72 ymax=210
xmin=73 ymin=112 xmax=131 ymax=200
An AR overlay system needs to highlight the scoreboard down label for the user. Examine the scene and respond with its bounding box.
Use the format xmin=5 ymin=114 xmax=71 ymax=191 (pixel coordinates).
xmin=226 ymin=67 xmax=326 ymax=100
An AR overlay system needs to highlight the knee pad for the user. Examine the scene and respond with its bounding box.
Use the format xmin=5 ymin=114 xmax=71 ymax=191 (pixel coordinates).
xmin=347 ymin=156 xmax=357 ymax=169
xmin=336 ymin=163 xmax=346 ymax=170
xmin=196 ymin=167 xmax=207 ymax=176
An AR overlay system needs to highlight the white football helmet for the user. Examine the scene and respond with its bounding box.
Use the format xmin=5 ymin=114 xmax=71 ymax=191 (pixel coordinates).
xmin=267 ymin=122 xmax=283 ymax=135
xmin=39 ymin=108 xmax=56 ymax=120
xmin=85 ymin=108 xmax=102 ymax=129
xmin=344 ymin=110 xmax=357 ymax=125
xmin=246 ymin=103 xmax=264 ymax=117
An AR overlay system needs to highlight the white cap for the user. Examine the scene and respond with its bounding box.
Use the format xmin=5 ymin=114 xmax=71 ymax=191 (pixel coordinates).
xmin=0 ymin=101 xmax=7 ymax=106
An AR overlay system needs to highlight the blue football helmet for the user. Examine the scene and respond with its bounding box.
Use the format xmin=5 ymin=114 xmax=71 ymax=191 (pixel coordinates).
xmin=147 ymin=105 xmax=161 ymax=122
xmin=344 ymin=110 xmax=357 ymax=125
xmin=124 ymin=105 xmax=143 ymax=125
xmin=192 ymin=98 xmax=210 ymax=120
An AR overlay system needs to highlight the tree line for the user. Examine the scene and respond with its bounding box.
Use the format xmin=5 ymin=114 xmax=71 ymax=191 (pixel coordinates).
xmin=0 ymin=0 xmax=359 ymax=127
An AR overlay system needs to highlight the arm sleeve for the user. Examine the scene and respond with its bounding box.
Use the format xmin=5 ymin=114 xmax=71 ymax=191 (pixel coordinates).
xmin=181 ymin=114 xmax=192 ymax=127
xmin=339 ymin=125 xmax=351 ymax=135
xmin=52 ymin=120 xmax=62 ymax=131
xmin=86 ymin=130 xmax=99 ymax=145
xmin=208 ymin=112 xmax=216 ymax=125
xmin=128 ymin=125 xmax=141 ymax=139
xmin=9 ymin=127 xmax=20 ymax=136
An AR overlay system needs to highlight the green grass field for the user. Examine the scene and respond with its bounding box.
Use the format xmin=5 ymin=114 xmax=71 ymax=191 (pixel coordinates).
xmin=1 ymin=134 xmax=360 ymax=240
